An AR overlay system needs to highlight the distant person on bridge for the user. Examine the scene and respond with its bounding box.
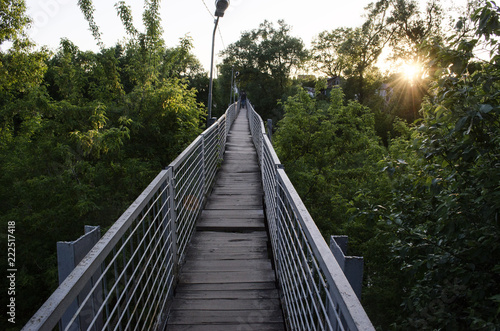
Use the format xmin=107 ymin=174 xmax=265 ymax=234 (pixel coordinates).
xmin=240 ymin=91 xmax=247 ymax=108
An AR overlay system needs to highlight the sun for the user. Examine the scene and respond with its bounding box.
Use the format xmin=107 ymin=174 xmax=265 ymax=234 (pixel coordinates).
xmin=401 ymin=61 xmax=423 ymax=82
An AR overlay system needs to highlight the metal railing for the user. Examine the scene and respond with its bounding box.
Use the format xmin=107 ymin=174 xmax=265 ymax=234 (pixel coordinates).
xmin=23 ymin=104 xmax=239 ymax=331
xmin=247 ymin=103 xmax=375 ymax=331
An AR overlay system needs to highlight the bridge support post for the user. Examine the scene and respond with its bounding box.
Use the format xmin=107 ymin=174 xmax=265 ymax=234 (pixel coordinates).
xmin=330 ymin=236 xmax=364 ymax=300
xmin=207 ymin=117 xmax=217 ymax=128
xmin=267 ymin=119 xmax=273 ymax=142
xmin=57 ymin=226 xmax=102 ymax=331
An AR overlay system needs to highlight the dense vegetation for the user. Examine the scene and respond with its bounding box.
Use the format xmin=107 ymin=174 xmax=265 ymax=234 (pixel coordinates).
xmin=1 ymin=0 xmax=499 ymax=329
xmin=0 ymin=0 xmax=206 ymax=328
xmin=272 ymin=1 xmax=500 ymax=329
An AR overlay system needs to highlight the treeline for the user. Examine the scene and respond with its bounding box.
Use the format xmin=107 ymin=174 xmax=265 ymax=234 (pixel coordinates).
xmin=0 ymin=0 xmax=209 ymax=327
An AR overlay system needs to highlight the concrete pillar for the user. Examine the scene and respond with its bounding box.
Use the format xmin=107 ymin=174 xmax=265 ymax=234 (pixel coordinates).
xmin=57 ymin=226 xmax=102 ymax=330
xmin=267 ymin=119 xmax=273 ymax=142
xmin=330 ymin=236 xmax=364 ymax=300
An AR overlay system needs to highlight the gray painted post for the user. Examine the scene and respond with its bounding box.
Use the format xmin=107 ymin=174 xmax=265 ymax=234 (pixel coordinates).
xmin=330 ymin=236 xmax=364 ymax=300
xmin=207 ymin=117 xmax=217 ymax=127
xmin=57 ymin=226 xmax=102 ymax=330
xmin=267 ymin=119 xmax=273 ymax=142
xmin=167 ymin=167 xmax=178 ymax=268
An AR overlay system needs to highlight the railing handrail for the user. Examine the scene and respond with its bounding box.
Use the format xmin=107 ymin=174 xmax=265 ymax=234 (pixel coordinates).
xmin=247 ymin=102 xmax=374 ymax=331
xmin=23 ymin=103 xmax=239 ymax=331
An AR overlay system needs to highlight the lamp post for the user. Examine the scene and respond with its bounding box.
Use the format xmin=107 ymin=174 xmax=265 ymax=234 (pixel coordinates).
xmin=207 ymin=0 xmax=230 ymax=127
xmin=229 ymin=65 xmax=234 ymax=106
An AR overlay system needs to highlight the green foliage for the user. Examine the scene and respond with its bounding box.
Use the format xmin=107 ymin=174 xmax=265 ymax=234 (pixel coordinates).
xmin=274 ymin=88 xmax=387 ymax=233
xmin=219 ymin=20 xmax=308 ymax=121
xmin=350 ymin=1 xmax=500 ymax=328
xmin=115 ymin=1 xmax=138 ymax=37
xmin=77 ymin=0 xmax=103 ymax=49
xmin=274 ymin=3 xmax=500 ymax=329
xmin=0 ymin=2 xmax=206 ymax=328
xmin=0 ymin=0 xmax=30 ymax=45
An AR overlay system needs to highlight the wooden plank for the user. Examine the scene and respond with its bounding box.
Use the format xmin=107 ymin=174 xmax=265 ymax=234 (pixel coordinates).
xmin=204 ymin=204 xmax=263 ymax=210
xmin=191 ymin=232 xmax=267 ymax=240
xmin=214 ymin=178 xmax=261 ymax=184
xmin=171 ymin=298 xmax=281 ymax=311
xmin=213 ymin=183 xmax=261 ymax=190
xmin=187 ymin=241 xmax=268 ymax=250
xmin=219 ymin=166 xmax=261 ymax=174
xmin=215 ymin=174 xmax=260 ymax=180
xmin=174 ymin=289 xmax=279 ymax=300
xmin=207 ymin=195 xmax=263 ymax=202
xmin=190 ymin=236 xmax=268 ymax=246
xmin=214 ymin=172 xmax=259 ymax=178
xmin=206 ymin=197 xmax=262 ymax=206
xmin=191 ymin=232 xmax=267 ymax=241
xmin=196 ymin=219 xmax=265 ymax=232
xmin=181 ymin=260 xmax=272 ymax=272
xmin=225 ymin=145 xmax=255 ymax=151
xmin=179 ymin=271 xmax=276 ymax=284
xmin=185 ymin=246 xmax=268 ymax=256
xmin=166 ymin=323 xmax=286 ymax=331
xmin=175 ymin=282 xmax=278 ymax=292
xmin=192 ymin=231 xmax=268 ymax=240
xmin=201 ymin=210 xmax=264 ymax=219
xmin=185 ymin=251 xmax=268 ymax=260
xmin=167 ymin=309 xmax=284 ymax=325
xmin=210 ymin=188 xmax=263 ymax=195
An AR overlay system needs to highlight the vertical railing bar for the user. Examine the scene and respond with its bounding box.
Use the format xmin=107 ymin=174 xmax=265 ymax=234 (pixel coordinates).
xmin=122 ymin=235 xmax=131 ymax=327
xmin=134 ymin=233 xmax=171 ymax=330
xmin=114 ymin=198 xmax=167 ymax=327
xmin=120 ymin=218 xmax=170 ymax=330
xmin=279 ymin=214 xmax=313 ymax=330
xmin=91 ymin=196 xmax=165 ymax=329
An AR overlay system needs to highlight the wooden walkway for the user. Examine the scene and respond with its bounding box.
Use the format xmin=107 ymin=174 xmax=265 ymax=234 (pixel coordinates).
xmin=166 ymin=109 xmax=285 ymax=331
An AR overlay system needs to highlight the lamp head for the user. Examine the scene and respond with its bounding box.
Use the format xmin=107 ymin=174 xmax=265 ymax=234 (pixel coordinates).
xmin=215 ymin=0 xmax=229 ymax=17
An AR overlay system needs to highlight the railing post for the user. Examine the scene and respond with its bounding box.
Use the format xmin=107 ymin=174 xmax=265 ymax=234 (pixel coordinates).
xmin=267 ymin=119 xmax=273 ymax=142
xmin=201 ymin=133 xmax=207 ymax=194
xmin=218 ymin=118 xmax=224 ymax=165
xmin=274 ymin=166 xmax=283 ymax=279
xmin=166 ymin=167 xmax=178 ymax=272
xmin=57 ymin=226 xmax=102 ymax=331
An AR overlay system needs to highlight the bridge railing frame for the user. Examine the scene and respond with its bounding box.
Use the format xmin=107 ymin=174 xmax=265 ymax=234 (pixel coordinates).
xmin=23 ymin=104 xmax=239 ymax=331
xmin=247 ymin=103 xmax=375 ymax=331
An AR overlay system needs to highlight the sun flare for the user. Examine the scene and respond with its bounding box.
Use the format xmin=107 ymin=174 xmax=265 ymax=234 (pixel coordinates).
xmin=401 ymin=61 xmax=423 ymax=82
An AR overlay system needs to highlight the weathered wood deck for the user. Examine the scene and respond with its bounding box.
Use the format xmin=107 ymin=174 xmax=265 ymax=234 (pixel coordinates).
xmin=166 ymin=108 xmax=285 ymax=331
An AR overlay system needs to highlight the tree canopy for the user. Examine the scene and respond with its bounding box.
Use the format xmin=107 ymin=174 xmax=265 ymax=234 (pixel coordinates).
xmin=0 ymin=1 xmax=206 ymax=327
xmin=275 ymin=0 xmax=500 ymax=328
xmin=218 ymin=20 xmax=309 ymax=121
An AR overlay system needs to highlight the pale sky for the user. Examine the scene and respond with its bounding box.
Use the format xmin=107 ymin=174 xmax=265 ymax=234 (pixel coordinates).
xmin=22 ymin=0 xmax=468 ymax=71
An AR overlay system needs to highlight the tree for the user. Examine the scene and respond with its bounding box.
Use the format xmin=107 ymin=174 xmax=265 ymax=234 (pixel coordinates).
xmin=274 ymin=88 xmax=387 ymax=234
xmin=0 ymin=0 xmax=30 ymax=44
xmin=219 ymin=20 xmax=308 ymax=121
xmin=386 ymin=0 xmax=444 ymax=60
xmin=354 ymin=1 xmax=500 ymax=328
xmin=310 ymin=28 xmax=351 ymax=77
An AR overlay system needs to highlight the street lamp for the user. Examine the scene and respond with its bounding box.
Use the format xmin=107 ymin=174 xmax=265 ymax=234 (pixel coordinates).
xmin=207 ymin=0 xmax=230 ymax=127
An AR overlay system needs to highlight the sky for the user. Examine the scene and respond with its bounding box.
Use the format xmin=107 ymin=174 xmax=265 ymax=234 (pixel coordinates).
xmin=21 ymin=0 xmax=468 ymax=72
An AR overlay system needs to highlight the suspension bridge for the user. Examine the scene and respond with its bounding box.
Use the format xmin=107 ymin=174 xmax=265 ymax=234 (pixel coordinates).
xmin=23 ymin=103 xmax=374 ymax=331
